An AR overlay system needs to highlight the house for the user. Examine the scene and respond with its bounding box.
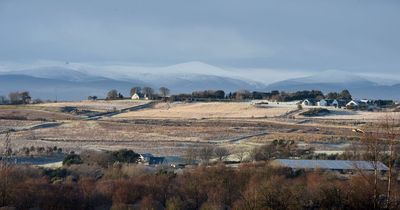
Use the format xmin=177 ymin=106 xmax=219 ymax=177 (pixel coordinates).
xmin=271 ymin=159 xmax=388 ymax=173
xmin=131 ymin=92 xmax=150 ymax=100
xmin=346 ymin=100 xmax=373 ymax=110
xmin=334 ymin=99 xmax=349 ymax=108
xmin=346 ymin=100 xmax=360 ymax=109
xmin=139 ymin=153 xmax=165 ymax=165
xmin=302 ymin=99 xmax=317 ymax=106
xmin=148 ymin=157 xmax=165 ymax=165
xmin=131 ymin=93 xmax=141 ymax=100
xmin=317 ymin=99 xmax=348 ymax=108
xmin=317 ymin=99 xmax=336 ymax=107
xmin=372 ymin=100 xmax=394 ymax=108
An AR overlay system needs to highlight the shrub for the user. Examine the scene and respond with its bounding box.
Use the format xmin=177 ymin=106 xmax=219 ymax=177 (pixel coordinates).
xmin=43 ymin=168 xmax=68 ymax=180
xmin=300 ymin=108 xmax=330 ymax=116
xmin=63 ymin=154 xmax=83 ymax=166
xmin=297 ymin=104 xmax=303 ymax=110
xmin=112 ymin=149 xmax=140 ymax=164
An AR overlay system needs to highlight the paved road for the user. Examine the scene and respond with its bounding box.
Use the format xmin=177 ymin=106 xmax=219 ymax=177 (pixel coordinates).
xmin=86 ymin=101 xmax=158 ymax=120
xmin=0 ymin=122 xmax=62 ymax=134
xmin=226 ymin=131 xmax=269 ymax=144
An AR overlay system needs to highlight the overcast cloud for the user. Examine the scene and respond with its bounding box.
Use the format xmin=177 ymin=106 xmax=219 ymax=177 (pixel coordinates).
xmin=0 ymin=0 xmax=399 ymax=74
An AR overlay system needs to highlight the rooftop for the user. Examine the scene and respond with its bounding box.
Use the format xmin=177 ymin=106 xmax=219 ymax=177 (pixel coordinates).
xmin=273 ymin=159 xmax=389 ymax=171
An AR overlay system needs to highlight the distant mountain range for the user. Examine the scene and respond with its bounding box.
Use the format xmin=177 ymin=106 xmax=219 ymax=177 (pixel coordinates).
xmin=0 ymin=63 xmax=399 ymax=100
xmin=266 ymin=70 xmax=400 ymax=100
xmin=0 ymin=62 xmax=266 ymax=101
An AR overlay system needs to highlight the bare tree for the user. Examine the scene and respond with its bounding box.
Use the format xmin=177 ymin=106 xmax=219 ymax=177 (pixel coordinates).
xmin=20 ymin=91 xmax=31 ymax=104
xmin=8 ymin=92 xmax=21 ymax=104
xmin=130 ymin=87 xmax=142 ymax=96
xmin=351 ymin=115 xmax=400 ymax=209
xmin=235 ymin=89 xmax=251 ymax=101
xmin=106 ymin=89 xmax=119 ymax=100
xmin=159 ymin=87 xmax=170 ymax=99
xmin=184 ymin=147 xmax=198 ymax=165
xmin=381 ymin=114 xmax=399 ymax=208
xmin=199 ymin=145 xmax=214 ymax=165
xmin=142 ymin=87 xmax=154 ymax=99
xmin=214 ymin=147 xmax=230 ymax=162
xmin=8 ymin=91 xmax=31 ymax=104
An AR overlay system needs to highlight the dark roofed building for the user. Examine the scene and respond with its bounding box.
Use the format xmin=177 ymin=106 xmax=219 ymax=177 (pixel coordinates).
xmin=149 ymin=157 xmax=165 ymax=165
xmin=302 ymin=99 xmax=317 ymax=106
xmin=271 ymin=159 xmax=388 ymax=172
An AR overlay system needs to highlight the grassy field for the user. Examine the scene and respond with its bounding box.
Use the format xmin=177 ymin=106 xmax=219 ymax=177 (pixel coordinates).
xmin=0 ymin=100 xmax=392 ymax=158
xmin=114 ymin=102 xmax=296 ymax=119
xmin=31 ymin=99 xmax=149 ymax=112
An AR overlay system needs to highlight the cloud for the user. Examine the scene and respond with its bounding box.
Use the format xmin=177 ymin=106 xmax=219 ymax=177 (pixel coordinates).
xmin=0 ymin=0 xmax=399 ymax=74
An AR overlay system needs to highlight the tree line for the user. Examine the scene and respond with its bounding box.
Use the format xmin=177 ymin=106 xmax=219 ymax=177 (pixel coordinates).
xmin=0 ymin=91 xmax=36 ymax=105
xmin=0 ymin=88 xmax=353 ymax=104
xmin=168 ymin=89 xmax=352 ymax=102
xmin=103 ymin=86 xmax=170 ymax=100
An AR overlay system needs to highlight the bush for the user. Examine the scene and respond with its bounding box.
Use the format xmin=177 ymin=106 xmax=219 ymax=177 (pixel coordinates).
xmin=43 ymin=168 xmax=68 ymax=180
xmin=300 ymin=108 xmax=330 ymax=116
xmin=112 ymin=149 xmax=140 ymax=163
xmin=63 ymin=154 xmax=83 ymax=166
xmin=297 ymin=104 xmax=303 ymax=110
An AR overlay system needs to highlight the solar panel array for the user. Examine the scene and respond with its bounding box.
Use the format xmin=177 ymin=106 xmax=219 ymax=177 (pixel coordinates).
xmin=274 ymin=159 xmax=389 ymax=171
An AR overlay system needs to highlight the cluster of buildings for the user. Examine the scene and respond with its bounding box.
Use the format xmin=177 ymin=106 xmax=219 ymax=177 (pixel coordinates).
xmin=131 ymin=93 xmax=149 ymax=100
xmin=301 ymin=98 xmax=394 ymax=110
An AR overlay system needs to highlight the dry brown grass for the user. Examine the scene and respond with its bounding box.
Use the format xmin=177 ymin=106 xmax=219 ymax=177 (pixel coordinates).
xmin=3 ymin=101 xmax=390 ymax=157
xmin=0 ymin=108 xmax=77 ymax=121
xmin=114 ymin=102 xmax=295 ymax=119
xmin=296 ymin=108 xmax=400 ymax=121
xmin=32 ymin=100 xmax=149 ymax=112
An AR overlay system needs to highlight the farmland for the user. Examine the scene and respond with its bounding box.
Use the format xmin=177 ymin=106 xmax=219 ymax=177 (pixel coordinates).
xmin=1 ymin=100 xmax=395 ymax=159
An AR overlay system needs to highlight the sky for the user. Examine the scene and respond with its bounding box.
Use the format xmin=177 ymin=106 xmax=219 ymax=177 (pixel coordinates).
xmin=0 ymin=0 xmax=399 ymax=76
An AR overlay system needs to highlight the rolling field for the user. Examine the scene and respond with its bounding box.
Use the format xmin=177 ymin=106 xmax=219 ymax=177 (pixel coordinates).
xmin=0 ymin=100 xmax=394 ymax=158
xmin=114 ymin=102 xmax=296 ymax=119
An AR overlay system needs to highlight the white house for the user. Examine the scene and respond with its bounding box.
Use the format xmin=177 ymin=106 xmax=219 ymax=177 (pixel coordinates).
xmin=318 ymin=99 xmax=339 ymax=107
xmin=302 ymin=99 xmax=317 ymax=106
xmin=317 ymin=99 xmax=327 ymax=106
xmin=131 ymin=93 xmax=141 ymax=100
xmin=331 ymin=100 xmax=339 ymax=107
xmin=346 ymin=100 xmax=372 ymax=110
xmin=346 ymin=100 xmax=359 ymax=107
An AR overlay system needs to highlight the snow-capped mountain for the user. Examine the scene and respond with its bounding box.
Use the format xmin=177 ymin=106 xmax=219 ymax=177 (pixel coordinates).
xmin=267 ymin=70 xmax=400 ymax=99
xmin=1 ymin=62 xmax=399 ymax=100
xmin=0 ymin=62 xmax=266 ymax=100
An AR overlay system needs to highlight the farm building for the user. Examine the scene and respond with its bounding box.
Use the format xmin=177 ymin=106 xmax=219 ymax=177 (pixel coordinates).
xmin=131 ymin=93 xmax=141 ymax=100
xmin=271 ymin=159 xmax=389 ymax=172
xmin=302 ymin=99 xmax=317 ymax=106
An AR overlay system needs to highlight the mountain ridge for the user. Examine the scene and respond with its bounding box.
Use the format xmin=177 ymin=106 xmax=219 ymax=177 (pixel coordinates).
xmin=0 ymin=63 xmax=399 ymax=100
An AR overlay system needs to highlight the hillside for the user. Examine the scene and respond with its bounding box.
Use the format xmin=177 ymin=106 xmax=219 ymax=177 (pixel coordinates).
xmin=0 ymin=63 xmax=266 ymax=100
